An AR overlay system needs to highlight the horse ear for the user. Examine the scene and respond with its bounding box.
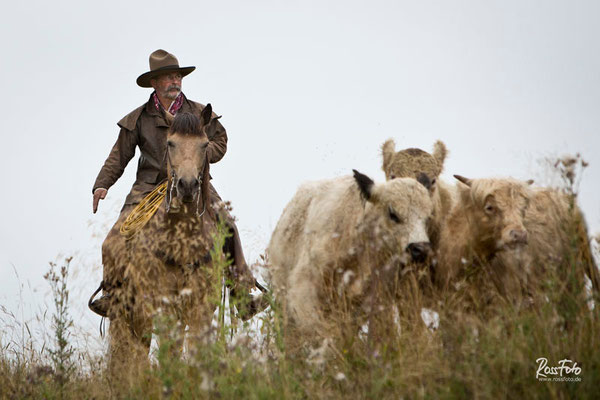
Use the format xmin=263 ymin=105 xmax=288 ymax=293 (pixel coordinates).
xmin=454 ymin=174 xmax=472 ymax=187
xmin=201 ymin=103 xmax=213 ymax=126
xmin=353 ymin=169 xmax=375 ymax=200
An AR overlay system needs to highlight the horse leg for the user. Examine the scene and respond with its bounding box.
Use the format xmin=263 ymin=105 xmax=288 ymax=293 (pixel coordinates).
xmin=178 ymin=271 xmax=215 ymax=357
xmin=107 ymin=309 xmax=152 ymax=384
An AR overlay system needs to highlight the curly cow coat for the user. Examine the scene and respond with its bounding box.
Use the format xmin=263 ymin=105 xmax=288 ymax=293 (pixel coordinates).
xmin=381 ymin=139 xmax=456 ymax=247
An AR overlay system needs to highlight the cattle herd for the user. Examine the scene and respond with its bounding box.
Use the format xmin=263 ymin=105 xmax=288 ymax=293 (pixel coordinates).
xmin=266 ymin=139 xmax=599 ymax=345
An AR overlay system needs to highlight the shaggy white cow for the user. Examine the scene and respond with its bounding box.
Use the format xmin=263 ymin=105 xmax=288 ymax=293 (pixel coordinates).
xmin=268 ymin=170 xmax=433 ymax=338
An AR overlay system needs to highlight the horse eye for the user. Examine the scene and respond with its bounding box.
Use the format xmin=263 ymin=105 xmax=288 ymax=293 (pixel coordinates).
xmin=388 ymin=206 xmax=403 ymax=223
xmin=202 ymin=142 xmax=209 ymax=149
xmin=167 ymin=140 xmax=175 ymax=148
xmin=431 ymin=178 xmax=437 ymax=186
xmin=390 ymin=175 xmax=396 ymax=179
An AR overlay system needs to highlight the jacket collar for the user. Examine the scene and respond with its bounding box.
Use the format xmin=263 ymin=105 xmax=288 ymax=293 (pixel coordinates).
xmin=145 ymin=92 xmax=195 ymax=127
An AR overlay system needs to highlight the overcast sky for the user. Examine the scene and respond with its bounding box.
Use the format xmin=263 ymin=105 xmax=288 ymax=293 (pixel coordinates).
xmin=1 ymin=0 xmax=599 ymax=349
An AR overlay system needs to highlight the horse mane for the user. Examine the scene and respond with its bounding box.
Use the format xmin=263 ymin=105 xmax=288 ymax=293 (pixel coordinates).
xmin=170 ymin=112 xmax=207 ymax=137
xmin=201 ymin=154 xmax=213 ymax=219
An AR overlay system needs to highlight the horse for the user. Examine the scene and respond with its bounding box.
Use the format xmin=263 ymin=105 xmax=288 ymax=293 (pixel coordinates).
xmin=106 ymin=106 xmax=258 ymax=371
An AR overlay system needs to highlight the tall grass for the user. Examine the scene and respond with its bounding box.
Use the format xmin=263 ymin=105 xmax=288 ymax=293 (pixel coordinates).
xmin=1 ymin=157 xmax=599 ymax=399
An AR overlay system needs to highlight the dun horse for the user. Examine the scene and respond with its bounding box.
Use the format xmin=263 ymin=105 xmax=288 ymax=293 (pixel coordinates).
xmin=107 ymin=107 xmax=254 ymax=369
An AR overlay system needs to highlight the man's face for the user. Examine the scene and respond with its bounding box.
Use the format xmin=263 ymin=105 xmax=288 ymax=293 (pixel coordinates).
xmin=151 ymin=72 xmax=183 ymax=101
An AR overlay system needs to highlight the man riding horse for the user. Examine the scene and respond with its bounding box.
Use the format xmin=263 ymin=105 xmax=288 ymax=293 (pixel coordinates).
xmin=91 ymin=49 xmax=261 ymax=322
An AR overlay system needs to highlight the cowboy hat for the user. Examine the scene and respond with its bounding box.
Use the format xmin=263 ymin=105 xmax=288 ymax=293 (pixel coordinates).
xmin=136 ymin=49 xmax=195 ymax=88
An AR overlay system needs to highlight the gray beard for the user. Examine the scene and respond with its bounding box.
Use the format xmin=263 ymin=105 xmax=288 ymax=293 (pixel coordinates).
xmin=165 ymin=90 xmax=181 ymax=101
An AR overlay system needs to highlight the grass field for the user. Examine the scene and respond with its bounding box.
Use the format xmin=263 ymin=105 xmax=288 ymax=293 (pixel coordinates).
xmin=1 ymin=159 xmax=598 ymax=399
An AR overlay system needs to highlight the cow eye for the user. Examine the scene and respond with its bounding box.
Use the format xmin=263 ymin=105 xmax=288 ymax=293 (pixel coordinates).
xmin=431 ymin=178 xmax=437 ymax=186
xmin=167 ymin=140 xmax=175 ymax=148
xmin=390 ymin=174 xmax=396 ymax=179
xmin=484 ymin=204 xmax=495 ymax=214
xmin=388 ymin=206 xmax=404 ymax=223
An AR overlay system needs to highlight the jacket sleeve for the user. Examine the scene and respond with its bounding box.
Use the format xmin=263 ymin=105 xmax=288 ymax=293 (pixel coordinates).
xmin=92 ymin=125 xmax=139 ymax=193
xmin=207 ymin=117 xmax=228 ymax=164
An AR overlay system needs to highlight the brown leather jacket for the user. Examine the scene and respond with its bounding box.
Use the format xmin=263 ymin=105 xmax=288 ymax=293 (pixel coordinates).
xmin=93 ymin=93 xmax=227 ymax=205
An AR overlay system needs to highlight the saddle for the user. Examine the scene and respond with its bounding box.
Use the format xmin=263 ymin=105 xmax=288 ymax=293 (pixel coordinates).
xmin=88 ymin=278 xmax=269 ymax=322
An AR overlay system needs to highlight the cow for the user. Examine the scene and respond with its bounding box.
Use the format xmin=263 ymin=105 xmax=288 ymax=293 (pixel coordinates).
xmin=437 ymin=175 xmax=599 ymax=307
xmin=497 ymin=185 xmax=600 ymax=303
xmin=381 ymin=139 xmax=456 ymax=247
xmin=268 ymin=170 xmax=433 ymax=342
xmin=436 ymin=176 xmax=532 ymax=289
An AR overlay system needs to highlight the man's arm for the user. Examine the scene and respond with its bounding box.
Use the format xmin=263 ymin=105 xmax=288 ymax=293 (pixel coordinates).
xmin=92 ymin=127 xmax=138 ymax=212
xmin=207 ymin=116 xmax=228 ymax=164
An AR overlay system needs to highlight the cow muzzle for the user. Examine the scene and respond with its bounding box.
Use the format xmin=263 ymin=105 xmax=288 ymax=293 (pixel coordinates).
xmin=406 ymin=242 xmax=432 ymax=263
xmin=500 ymin=227 xmax=528 ymax=249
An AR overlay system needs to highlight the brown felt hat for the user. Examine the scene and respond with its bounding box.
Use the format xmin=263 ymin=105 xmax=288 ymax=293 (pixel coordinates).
xmin=136 ymin=49 xmax=195 ymax=88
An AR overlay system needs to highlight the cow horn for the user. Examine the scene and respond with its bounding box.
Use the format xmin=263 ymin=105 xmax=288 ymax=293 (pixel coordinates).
xmin=454 ymin=175 xmax=472 ymax=187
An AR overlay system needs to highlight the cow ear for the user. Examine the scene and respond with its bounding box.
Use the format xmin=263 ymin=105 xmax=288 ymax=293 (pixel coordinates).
xmin=353 ymin=169 xmax=374 ymax=200
xmin=432 ymin=140 xmax=448 ymax=172
xmin=381 ymin=139 xmax=396 ymax=178
xmin=454 ymin=174 xmax=472 ymax=187
xmin=526 ymin=179 xmax=534 ymax=185
xmin=201 ymin=103 xmax=213 ymax=126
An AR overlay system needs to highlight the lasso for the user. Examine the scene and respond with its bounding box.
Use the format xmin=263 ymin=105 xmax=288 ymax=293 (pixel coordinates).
xmin=119 ymin=181 xmax=168 ymax=240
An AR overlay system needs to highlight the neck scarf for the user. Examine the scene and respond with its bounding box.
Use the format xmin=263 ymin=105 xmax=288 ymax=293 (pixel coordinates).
xmin=152 ymin=92 xmax=184 ymax=115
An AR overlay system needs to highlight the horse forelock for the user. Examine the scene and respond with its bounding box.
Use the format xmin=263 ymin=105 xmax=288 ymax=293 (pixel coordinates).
xmin=169 ymin=112 xmax=208 ymax=137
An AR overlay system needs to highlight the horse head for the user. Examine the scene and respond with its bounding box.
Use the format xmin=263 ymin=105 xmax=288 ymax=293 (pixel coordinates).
xmin=166 ymin=106 xmax=218 ymax=215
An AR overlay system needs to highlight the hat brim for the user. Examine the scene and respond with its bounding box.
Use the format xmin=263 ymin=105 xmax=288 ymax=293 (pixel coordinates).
xmin=136 ymin=65 xmax=196 ymax=88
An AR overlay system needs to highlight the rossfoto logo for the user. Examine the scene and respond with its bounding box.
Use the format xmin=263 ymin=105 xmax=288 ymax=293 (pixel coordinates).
xmin=536 ymin=358 xmax=582 ymax=382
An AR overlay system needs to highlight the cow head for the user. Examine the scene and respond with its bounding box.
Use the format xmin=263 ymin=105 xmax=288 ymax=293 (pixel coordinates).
xmin=381 ymin=139 xmax=447 ymax=196
xmin=353 ymin=170 xmax=433 ymax=264
xmin=454 ymin=175 xmax=532 ymax=255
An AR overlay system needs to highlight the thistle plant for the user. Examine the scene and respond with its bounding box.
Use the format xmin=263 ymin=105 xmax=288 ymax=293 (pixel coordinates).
xmin=44 ymin=257 xmax=75 ymax=391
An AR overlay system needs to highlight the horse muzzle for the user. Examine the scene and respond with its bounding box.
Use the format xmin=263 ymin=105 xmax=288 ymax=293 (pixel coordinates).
xmin=177 ymin=177 xmax=201 ymax=203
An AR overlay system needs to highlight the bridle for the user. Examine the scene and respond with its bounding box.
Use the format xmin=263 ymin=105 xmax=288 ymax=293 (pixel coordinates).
xmin=165 ymin=144 xmax=207 ymax=218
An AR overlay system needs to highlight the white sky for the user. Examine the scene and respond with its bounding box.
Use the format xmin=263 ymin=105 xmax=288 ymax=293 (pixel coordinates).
xmin=1 ymin=0 xmax=599 ymax=349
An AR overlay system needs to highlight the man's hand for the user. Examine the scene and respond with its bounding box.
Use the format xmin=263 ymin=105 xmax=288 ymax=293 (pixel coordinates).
xmin=93 ymin=188 xmax=108 ymax=214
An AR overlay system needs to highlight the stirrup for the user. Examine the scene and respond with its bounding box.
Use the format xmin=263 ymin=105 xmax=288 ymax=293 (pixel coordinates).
xmin=235 ymin=280 xmax=270 ymax=321
xmin=88 ymin=282 xmax=110 ymax=318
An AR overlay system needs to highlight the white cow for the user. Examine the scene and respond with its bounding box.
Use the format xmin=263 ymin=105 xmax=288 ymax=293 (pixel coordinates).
xmin=268 ymin=170 xmax=433 ymax=338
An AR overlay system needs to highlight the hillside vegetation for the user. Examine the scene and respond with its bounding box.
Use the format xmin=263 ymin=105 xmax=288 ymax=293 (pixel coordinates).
xmin=1 ymin=159 xmax=598 ymax=399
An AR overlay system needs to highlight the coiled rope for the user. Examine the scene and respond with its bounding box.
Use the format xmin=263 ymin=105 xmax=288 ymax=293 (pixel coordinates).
xmin=120 ymin=181 xmax=168 ymax=239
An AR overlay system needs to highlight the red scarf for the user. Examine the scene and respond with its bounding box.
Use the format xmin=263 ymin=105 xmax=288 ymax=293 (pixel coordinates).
xmin=152 ymin=92 xmax=184 ymax=115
